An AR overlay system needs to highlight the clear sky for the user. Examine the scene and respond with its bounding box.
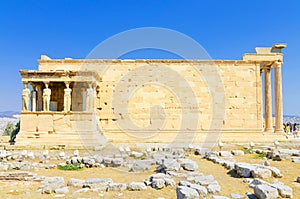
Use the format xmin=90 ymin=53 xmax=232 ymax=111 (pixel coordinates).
xmin=0 ymin=1 xmax=299 ymax=115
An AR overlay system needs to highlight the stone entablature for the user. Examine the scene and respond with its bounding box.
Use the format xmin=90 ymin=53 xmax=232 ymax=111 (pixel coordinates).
xmin=17 ymin=44 xmax=286 ymax=146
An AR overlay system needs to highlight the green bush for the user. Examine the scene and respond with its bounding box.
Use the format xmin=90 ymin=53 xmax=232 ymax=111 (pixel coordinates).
xmin=252 ymin=152 xmax=270 ymax=159
xmin=241 ymin=147 xmax=252 ymax=154
xmin=2 ymin=122 xmax=16 ymax=136
xmin=57 ymin=163 xmax=82 ymax=171
xmin=3 ymin=121 xmax=20 ymax=144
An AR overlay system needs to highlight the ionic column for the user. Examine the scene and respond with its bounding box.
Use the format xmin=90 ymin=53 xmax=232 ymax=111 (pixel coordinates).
xmin=30 ymin=83 xmax=37 ymax=112
xmin=64 ymin=82 xmax=72 ymax=112
xmin=264 ymin=67 xmax=273 ymax=132
xmin=274 ymin=61 xmax=284 ymax=133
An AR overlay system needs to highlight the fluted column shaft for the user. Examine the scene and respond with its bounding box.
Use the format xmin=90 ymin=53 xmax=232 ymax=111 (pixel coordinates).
xmin=274 ymin=61 xmax=284 ymax=133
xmin=264 ymin=67 xmax=273 ymax=132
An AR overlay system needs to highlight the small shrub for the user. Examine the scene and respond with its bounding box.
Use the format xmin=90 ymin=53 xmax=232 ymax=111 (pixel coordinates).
xmin=252 ymin=152 xmax=269 ymax=159
xmin=57 ymin=163 xmax=82 ymax=171
xmin=2 ymin=122 xmax=16 ymax=136
xmin=241 ymin=147 xmax=251 ymax=154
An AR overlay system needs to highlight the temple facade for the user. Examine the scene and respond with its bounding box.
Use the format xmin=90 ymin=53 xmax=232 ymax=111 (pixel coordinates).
xmin=17 ymin=44 xmax=286 ymax=147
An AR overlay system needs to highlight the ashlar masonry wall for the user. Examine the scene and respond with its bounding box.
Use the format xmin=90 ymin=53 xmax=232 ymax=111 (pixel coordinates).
xmin=94 ymin=60 xmax=262 ymax=134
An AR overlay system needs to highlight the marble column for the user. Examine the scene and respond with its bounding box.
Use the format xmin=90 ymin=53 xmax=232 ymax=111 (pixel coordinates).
xmin=37 ymin=84 xmax=43 ymax=111
xmin=264 ymin=67 xmax=273 ymax=132
xmin=274 ymin=61 xmax=284 ymax=133
xmin=64 ymin=82 xmax=72 ymax=112
xmin=30 ymin=83 xmax=37 ymax=112
xmin=43 ymin=82 xmax=51 ymax=111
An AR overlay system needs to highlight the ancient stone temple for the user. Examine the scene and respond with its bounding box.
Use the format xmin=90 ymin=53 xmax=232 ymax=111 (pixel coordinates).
xmin=17 ymin=44 xmax=286 ymax=147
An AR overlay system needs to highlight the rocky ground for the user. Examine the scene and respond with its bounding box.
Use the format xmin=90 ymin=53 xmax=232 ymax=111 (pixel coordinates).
xmin=0 ymin=143 xmax=299 ymax=199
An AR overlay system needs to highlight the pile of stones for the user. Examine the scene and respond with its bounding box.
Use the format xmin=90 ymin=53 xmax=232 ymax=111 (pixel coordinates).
xmin=37 ymin=176 xmax=149 ymax=195
xmin=0 ymin=171 xmax=43 ymax=181
xmin=204 ymin=150 xmax=283 ymax=179
xmin=245 ymin=178 xmax=293 ymax=198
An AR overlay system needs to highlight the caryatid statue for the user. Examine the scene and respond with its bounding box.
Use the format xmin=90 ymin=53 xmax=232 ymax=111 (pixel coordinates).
xmin=22 ymin=82 xmax=30 ymax=111
xmin=43 ymin=82 xmax=51 ymax=111
xmin=86 ymin=84 xmax=95 ymax=112
xmin=64 ymin=82 xmax=72 ymax=112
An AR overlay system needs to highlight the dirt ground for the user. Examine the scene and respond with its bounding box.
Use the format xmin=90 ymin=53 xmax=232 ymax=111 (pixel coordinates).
xmin=0 ymin=146 xmax=300 ymax=199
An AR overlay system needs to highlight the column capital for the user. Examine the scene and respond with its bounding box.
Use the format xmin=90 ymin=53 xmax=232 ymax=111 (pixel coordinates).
xmin=65 ymin=81 xmax=71 ymax=88
xmin=30 ymin=82 xmax=36 ymax=89
xmin=260 ymin=61 xmax=273 ymax=70
xmin=43 ymin=81 xmax=50 ymax=88
xmin=274 ymin=60 xmax=283 ymax=67
xmin=264 ymin=67 xmax=272 ymax=72
xmin=22 ymin=81 xmax=28 ymax=87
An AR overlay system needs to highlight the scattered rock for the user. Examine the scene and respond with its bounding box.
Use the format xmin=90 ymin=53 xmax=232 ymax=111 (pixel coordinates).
xmin=179 ymin=181 xmax=192 ymax=187
xmin=0 ymin=150 xmax=7 ymax=158
xmin=291 ymin=157 xmax=300 ymax=163
xmin=127 ymin=182 xmax=147 ymax=191
xmin=207 ymin=183 xmax=221 ymax=194
xmin=180 ymin=159 xmax=198 ymax=171
xmin=74 ymin=188 xmax=90 ymax=193
xmin=161 ymin=159 xmax=181 ymax=171
xmin=235 ymin=162 xmax=255 ymax=178
xmin=231 ymin=150 xmax=245 ymax=156
xmin=58 ymin=152 xmax=65 ymax=160
xmin=176 ymin=186 xmax=199 ymax=199
xmin=263 ymin=160 xmax=270 ymax=166
xmin=254 ymin=184 xmax=278 ymax=199
xmin=167 ymin=171 xmax=187 ymax=178
xmin=73 ymin=150 xmax=79 ymax=157
xmin=107 ymin=182 xmax=127 ymax=191
xmin=54 ymin=187 xmax=69 ymax=194
xmin=39 ymin=176 xmax=65 ymax=194
xmin=189 ymin=183 xmax=207 ymax=198
xmin=195 ymin=148 xmax=209 ymax=156
xmin=230 ymin=193 xmax=244 ymax=199
xmin=152 ymin=178 xmax=165 ymax=189
xmin=171 ymin=148 xmax=185 ymax=158
xmin=145 ymin=173 xmax=175 ymax=189
xmin=93 ymin=154 xmax=103 ymax=163
xmin=212 ymin=196 xmax=230 ymax=199
xmin=67 ymin=178 xmax=85 ymax=187
xmin=251 ymin=167 xmax=272 ymax=179
xmin=83 ymin=178 xmax=113 ymax=190
xmin=271 ymin=181 xmax=293 ymax=198
xmin=219 ymin=151 xmax=233 ymax=158
xmin=131 ymin=151 xmax=144 ymax=158
xmin=152 ymin=153 xmax=165 ymax=165
xmin=130 ymin=160 xmax=152 ymax=172
xmin=82 ymin=157 xmax=96 ymax=168
xmin=266 ymin=166 xmax=283 ymax=178
xmin=194 ymin=175 xmax=215 ymax=186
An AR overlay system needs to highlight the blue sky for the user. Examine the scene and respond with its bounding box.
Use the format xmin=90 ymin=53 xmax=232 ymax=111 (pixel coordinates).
xmin=0 ymin=1 xmax=299 ymax=115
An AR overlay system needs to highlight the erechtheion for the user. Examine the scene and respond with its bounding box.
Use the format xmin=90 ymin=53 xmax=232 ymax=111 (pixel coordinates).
xmin=17 ymin=44 xmax=286 ymax=147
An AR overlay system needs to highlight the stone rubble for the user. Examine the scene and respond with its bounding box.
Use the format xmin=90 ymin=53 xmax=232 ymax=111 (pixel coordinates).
xmin=0 ymin=146 xmax=296 ymax=198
